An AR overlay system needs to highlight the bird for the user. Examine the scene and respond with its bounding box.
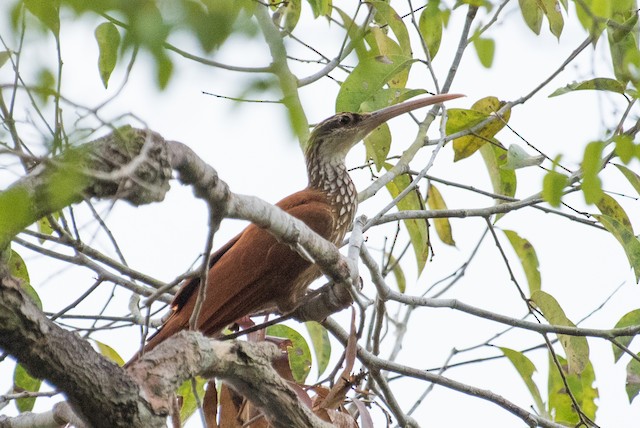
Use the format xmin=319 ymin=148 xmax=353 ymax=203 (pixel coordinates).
xmin=139 ymin=93 xmax=462 ymax=354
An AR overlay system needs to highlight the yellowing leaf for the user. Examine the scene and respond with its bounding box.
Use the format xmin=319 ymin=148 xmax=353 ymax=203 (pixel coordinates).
xmin=446 ymin=108 xmax=488 ymax=134
xmin=594 ymin=214 xmax=640 ymax=282
xmin=427 ymin=184 xmax=455 ymax=246
xmin=503 ymin=230 xmax=541 ymax=294
xmin=94 ymin=340 xmax=125 ymax=367
xmin=548 ymin=354 xmax=598 ymax=424
xmin=386 ymin=253 xmax=407 ymax=293
xmin=596 ymin=193 xmax=633 ymax=233
xmin=385 ymin=164 xmax=429 ymax=274
xmin=479 ymin=141 xmax=517 ymax=210
xmin=531 ymin=290 xmax=589 ymax=374
xmin=450 ymin=96 xmax=511 ymax=161
xmin=500 ymin=347 xmax=545 ymax=415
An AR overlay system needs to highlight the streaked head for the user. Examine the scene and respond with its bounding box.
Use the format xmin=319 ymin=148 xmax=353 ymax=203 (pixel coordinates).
xmin=305 ymin=93 xmax=464 ymax=162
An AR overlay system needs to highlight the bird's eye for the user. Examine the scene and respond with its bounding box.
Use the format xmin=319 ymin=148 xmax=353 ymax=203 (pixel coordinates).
xmin=338 ymin=114 xmax=351 ymax=125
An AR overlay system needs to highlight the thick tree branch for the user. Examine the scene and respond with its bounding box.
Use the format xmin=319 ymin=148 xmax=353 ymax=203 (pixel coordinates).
xmin=0 ymin=127 xmax=355 ymax=426
xmin=0 ymin=271 xmax=161 ymax=428
xmin=128 ymin=331 xmax=332 ymax=428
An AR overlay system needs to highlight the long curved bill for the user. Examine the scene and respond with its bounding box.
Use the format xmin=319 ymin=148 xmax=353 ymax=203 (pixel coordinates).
xmin=361 ymin=93 xmax=464 ymax=132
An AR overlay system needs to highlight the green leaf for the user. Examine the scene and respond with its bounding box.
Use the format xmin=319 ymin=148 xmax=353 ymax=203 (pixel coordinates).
xmin=13 ymin=364 xmax=41 ymax=412
xmin=94 ymin=340 xmax=125 ymax=367
xmin=542 ymin=169 xmax=568 ymax=207
xmin=500 ymin=347 xmax=545 ymax=415
xmin=614 ymin=134 xmax=635 ymax=163
xmin=615 ymin=163 xmax=640 ymax=195
xmin=335 ymin=8 xmax=368 ymax=59
xmin=449 ymin=96 xmax=511 ymax=161
xmin=95 ymin=22 xmax=120 ymax=89
xmin=36 ymin=216 xmax=55 ymax=242
xmin=531 ymin=290 xmax=590 ymax=374
xmin=608 ymin=20 xmax=639 ymax=84
xmin=596 ymin=193 xmax=633 ymax=232
xmin=612 ymin=309 xmax=640 ymax=362
xmin=502 ymin=143 xmax=544 ymax=170
xmin=306 ymin=0 xmax=331 ymax=17
xmin=35 ymin=68 xmax=56 ymax=103
xmin=479 ymin=141 xmax=517 ymax=214
xmin=503 ymin=230 xmax=541 ymax=294
xmin=8 ymin=249 xmax=30 ymax=287
xmin=575 ymin=0 xmax=607 ymax=37
xmin=176 ymin=377 xmax=206 ymax=422
xmin=627 ymin=354 xmax=640 ymax=402
xmin=427 ymin=184 xmax=455 ymax=246
xmin=336 ymin=55 xmax=413 ymax=113
xmin=272 ymin=0 xmax=301 ymax=33
xmin=184 ymin=0 xmax=244 ymax=52
xmin=594 ymin=214 xmax=640 ymax=282
xmin=0 ymin=51 xmax=10 ymax=69
xmin=364 ymin=123 xmax=391 ymax=171
xmin=549 ymin=78 xmax=626 ymax=97
xmin=385 ymin=164 xmax=429 ymax=274
xmin=305 ymin=321 xmax=331 ymax=378
xmin=610 ymin=10 xmax=637 ymax=43
xmin=548 ymin=354 xmax=598 ymax=424
xmin=367 ymin=28 xmax=410 ymax=89
xmin=539 ymin=0 xmax=564 ymax=38
xmin=360 ymin=88 xmax=428 ymax=112
xmin=155 ymin=51 xmax=173 ymax=90
xmin=518 ymin=0 xmax=543 ymax=34
xmin=473 ymin=36 xmax=495 ymax=68
xmin=8 ymin=250 xmax=41 ymax=309
xmin=369 ymin=1 xmax=412 ymax=57
xmin=267 ymin=325 xmax=312 ymax=383
xmin=418 ymin=0 xmax=444 ymax=60
xmin=24 ymin=0 xmax=60 ymax=36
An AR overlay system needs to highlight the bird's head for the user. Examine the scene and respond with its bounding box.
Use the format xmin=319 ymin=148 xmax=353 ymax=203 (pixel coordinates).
xmin=305 ymin=93 xmax=463 ymax=163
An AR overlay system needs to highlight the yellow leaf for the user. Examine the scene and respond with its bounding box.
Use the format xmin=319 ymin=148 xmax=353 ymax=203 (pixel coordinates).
xmin=451 ymin=96 xmax=511 ymax=161
xmin=427 ymin=184 xmax=455 ymax=246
